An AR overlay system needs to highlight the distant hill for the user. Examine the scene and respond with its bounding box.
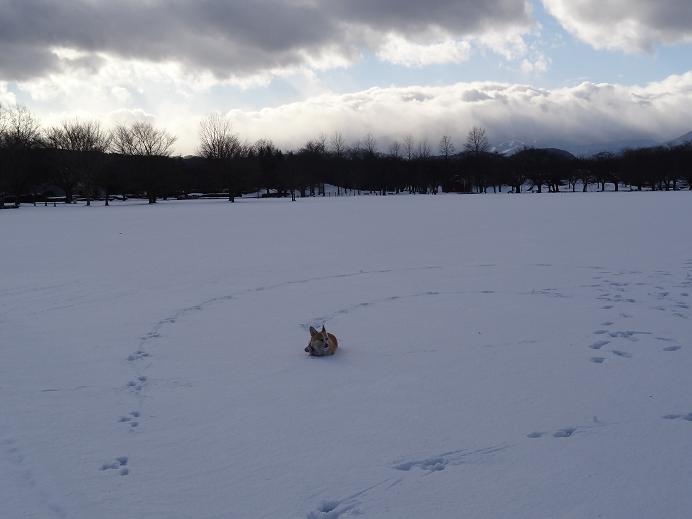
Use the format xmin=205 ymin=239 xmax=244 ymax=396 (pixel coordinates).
xmin=540 ymin=148 xmax=577 ymax=160
xmin=561 ymin=139 xmax=658 ymax=157
xmin=665 ymin=131 xmax=692 ymax=147
xmin=490 ymin=140 xmax=529 ymax=156
xmin=490 ymin=143 xmax=576 ymax=160
xmin=490 ymin=138 xmax=661 ymax=157
xmin=512 ymin=147 xmax=577 ymax=161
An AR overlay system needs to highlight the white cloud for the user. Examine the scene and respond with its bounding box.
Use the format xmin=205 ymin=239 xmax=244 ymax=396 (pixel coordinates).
xmin=16 ymin=55 xmax=692 ymax=156
xmin=520 ymin=54 xmax=550 ymax=74
xmin=476 ymin=29 xmax=530 ymax=60
xmin=219 ymin=72 xmax=692 ymax=153
xmin=376 ymin=35 xmax=471 ymax=67
xmin=543 ymin=0 xmax=692 ymax=52
xmin=0 ymin=82 xmax=16 ymax=106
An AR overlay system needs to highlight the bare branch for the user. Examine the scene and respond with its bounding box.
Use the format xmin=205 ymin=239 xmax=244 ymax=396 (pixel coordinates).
xmin=439 ymin=135 xmax=455 ymax=159
xmin=46 ymin=120 xmax=110 ymax=153
xmin=329 ymin=131 xmax=346 ymax=158
xmin=199 ymin=113 xmax=242 ymax=160
xmin=0 ymin=106 xmax=41 ymax=149
xmin=464 ymin=126 xmax=489 ymax=155
xmin=403 ymin=134 xmax=415 ymax=161
xmin=111 ymin=121 xmax=176 ymax=157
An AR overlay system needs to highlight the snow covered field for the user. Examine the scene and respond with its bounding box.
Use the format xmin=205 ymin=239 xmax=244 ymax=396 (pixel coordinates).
xmin=2 ymin=193 xmax=691 ymax=519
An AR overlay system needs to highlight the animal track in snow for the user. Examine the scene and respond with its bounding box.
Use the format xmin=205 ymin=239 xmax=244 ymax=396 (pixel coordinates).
xmin=600 ymin=321 xmax=614 ymax=326
xmin=663 ymin=345 xmax=682 ymax=352
xmin=118 ymin=411 xmax=141 ymax=430
xmin=529 ymin=288 xmax=568 ymax=298
xmin=305 ymin=479 xmax=394 ymax=519
xmin=303 ymin=288 xmax=479 ymax=332
xmin=392 ymin=446 xmax=505 ymax=474
xmin=306 ymin=499 xmax=357 ymax=519
xmin=590 ymin=357 xmax=606 ymax=364
xmin=529 ymin=427 xmax=578 ymax=438
xmin=608 ymin=330 xmax=650 ymax=341
xmin=394 ymin=457 xmax=447 ymax=472
xmin=553 ymin=427 xmax=577 ymax=438
xmin=127 ymin=350 xmax=150 ymax=362
xmin=101 ymin=456 xmax=129 ymax=475
xmin=662 ymin=413 xmax=692 ymax=421
xmin=590 ymin=340 xmax=610 ymax=350
xmin=611 ymin=350 xmax=632 ymax=358
xmin=116 ymin=265 xmax=445 ymax=487
xmin=2 ymin=436 xmax=68 ymax=517
xmin=126 ymin=379 xmax=145 ymax=391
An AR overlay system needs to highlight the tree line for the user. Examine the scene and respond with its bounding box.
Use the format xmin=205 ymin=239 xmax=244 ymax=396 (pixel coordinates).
xmin=1 ymin=105 xmax=691 ymax=208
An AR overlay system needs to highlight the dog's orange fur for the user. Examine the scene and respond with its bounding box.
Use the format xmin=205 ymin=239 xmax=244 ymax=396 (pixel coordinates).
xmin=306 ymin=325 xmax=338 ymax=356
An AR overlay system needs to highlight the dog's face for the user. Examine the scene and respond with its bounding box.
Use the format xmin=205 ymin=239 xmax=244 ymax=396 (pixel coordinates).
xmin=305 ymin=325 xmax=332 ymax=356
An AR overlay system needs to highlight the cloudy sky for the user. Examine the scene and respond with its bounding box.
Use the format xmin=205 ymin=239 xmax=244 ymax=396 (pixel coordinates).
xmin=1 ymin=0 xmax=692 ymax=154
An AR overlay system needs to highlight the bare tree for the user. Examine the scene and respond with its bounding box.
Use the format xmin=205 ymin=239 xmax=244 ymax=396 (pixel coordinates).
xmin=416 ymin=139 xmax=431 ymax=160
xmin=304 ymin=136 xmax=326 ymax=155
xmin=348 ymin=139 xmax=362 ymax=156
xmin=110 ymin=121 xmax=176 ymax=203
xmin=328 ymin=131 xmax=348 ymax=195
xmin=363 ymin=133 xmax=377 ymax=156
xmin=388 ymin=141 xmax=401 ymax=158
xmin=254 ymin=138 xmax=283 ymax=197
xmin=329 ymin=131 xmax=346 ymax=158
xmin=403 ymin=135 xmax=415 ymax=161
xmin=0 ymin=104 xmax=7 ymax=138
xmin=47 ymin=120 xmax=110 ymax=154
xmin=46 ymin=120 xmax=111 ymax=205
xmin=1 ymin=105 xmax=41 ymax=148
xmin=0 ymin=106 xmax=42 ymax=207
xmin=299 ymin=136 xmax=328 ymax=196
xmin=439 ymin=135 xmax=455 ymax=159
xmin=199 ymin=113 xmax=243 ymax=201
xmin=111 ymin=121 xmax=176 ymax=157
xmin=316 ymin=132 xmax=328 ymax=153
xmin=464 ymin=126 xmax=489 ymax=155
xmin=437 ymin=135 xmax=456 ymax=195
xmin=199 ymin=113 xmax=241 ymax=160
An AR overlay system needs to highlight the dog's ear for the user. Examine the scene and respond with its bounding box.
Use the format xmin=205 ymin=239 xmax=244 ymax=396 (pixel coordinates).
xmin=309 ymin=326 xmax=318 ymax=336
xmin=321 ymin=325 xmax=327 ymax=334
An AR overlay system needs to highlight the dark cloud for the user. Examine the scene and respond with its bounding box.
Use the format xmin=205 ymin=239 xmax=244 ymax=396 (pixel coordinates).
xmin=0 ymin=0 xmax=530 ymax=80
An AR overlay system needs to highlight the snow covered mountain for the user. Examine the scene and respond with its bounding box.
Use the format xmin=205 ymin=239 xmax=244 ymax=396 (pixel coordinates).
xmin=490 ymin=140 xmax=529 ymax=156
xmin=486 ymin=131 xmax=691 ymax=158
xmin=489 ymin=142 xmax=576 ymax=160
xmin=665 ymin=130 xmax=692 ymax=147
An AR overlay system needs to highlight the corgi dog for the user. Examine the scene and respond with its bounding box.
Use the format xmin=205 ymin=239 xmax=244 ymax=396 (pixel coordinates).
xmin=305 ymin=325 xmax=338 ymax=356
